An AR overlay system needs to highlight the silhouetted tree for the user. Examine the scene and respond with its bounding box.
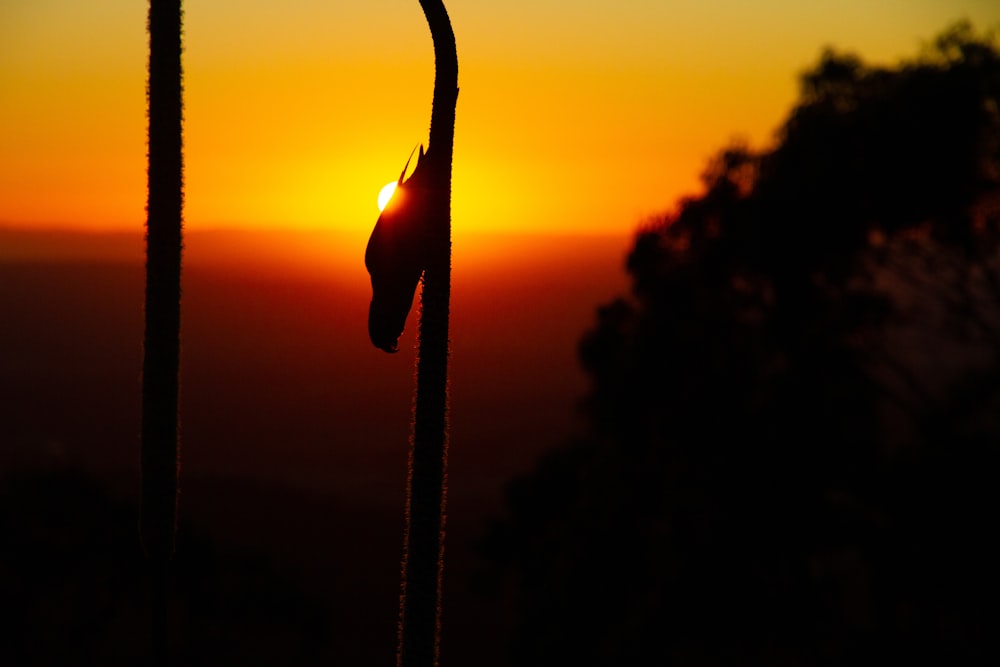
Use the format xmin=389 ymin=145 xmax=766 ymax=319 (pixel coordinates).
xmin=484 ymin=21 xmax=1000 ymax=667
xmin=141 ymin=0 xmax=184 ymax=663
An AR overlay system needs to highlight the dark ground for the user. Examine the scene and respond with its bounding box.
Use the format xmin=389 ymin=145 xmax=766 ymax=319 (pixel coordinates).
xmin=0 ymin=227 xmax=629 ymax=665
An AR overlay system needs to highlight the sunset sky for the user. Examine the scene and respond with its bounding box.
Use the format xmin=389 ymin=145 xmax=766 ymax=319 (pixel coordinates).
xmin=2 ymin=1 xmax=998 ymax=237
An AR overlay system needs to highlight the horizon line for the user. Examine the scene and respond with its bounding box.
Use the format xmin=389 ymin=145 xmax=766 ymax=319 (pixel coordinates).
xmin=0 ymin=223 xmax=635 ymax=240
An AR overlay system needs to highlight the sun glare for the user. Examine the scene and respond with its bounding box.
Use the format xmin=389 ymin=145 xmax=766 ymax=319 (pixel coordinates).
xmin=377 ymin=181 xmax=398 ymax=212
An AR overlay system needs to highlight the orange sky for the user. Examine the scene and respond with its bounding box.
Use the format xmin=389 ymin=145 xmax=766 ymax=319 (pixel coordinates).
xmin=2 ymin=1 xmax=998 ymax=236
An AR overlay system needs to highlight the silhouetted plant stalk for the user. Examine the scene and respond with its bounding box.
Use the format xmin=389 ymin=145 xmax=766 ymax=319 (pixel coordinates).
xmin=399 ymin=1 xmax=458 ymax=666
xmin=141 ymin=0 xmax=183 ymax=663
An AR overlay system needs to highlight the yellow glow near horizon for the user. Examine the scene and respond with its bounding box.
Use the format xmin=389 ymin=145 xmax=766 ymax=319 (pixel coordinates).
xmin=377 ymin=181 xmax=398 ymax=212
xmin=1 ymin=2 xmax=998 ymax=236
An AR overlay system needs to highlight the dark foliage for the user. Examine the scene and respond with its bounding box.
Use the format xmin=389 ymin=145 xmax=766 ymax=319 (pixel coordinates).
xmin=0 ymin=470 xmax=332 ymax=666
xmin=484 ymin=21 xmax=1000 ymax=667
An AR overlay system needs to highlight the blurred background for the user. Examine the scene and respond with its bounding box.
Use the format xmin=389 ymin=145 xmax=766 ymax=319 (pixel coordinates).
xmin=2 ymin=2 xmax=1000 ymax=665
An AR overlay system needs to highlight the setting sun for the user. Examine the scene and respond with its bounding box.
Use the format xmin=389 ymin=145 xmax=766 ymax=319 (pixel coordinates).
xmin=377 ymin=181 xmax=398 ymax=212
xmin=3 ymin=2 xmax=997 ymax=234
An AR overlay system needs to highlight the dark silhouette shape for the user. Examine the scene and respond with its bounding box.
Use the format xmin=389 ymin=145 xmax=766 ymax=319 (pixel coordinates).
xmin=367 ymin=144 xmax=430 ymax=352
xmin=141 ymin=0 xmax=184 ymax=663
xmin=360 ymin=1 xmax=460 ymax=666
xmin=482 ymin=21 xmax=1000 ymax=666
xmin=0 ymin=469 xmax=335 ymax=666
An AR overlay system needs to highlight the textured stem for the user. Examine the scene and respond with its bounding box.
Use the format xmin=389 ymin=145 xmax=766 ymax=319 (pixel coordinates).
xmin=398 ymin=2 xmax=457 ymax=666
xmin=141 ymin=0 xmax=183 ymax=662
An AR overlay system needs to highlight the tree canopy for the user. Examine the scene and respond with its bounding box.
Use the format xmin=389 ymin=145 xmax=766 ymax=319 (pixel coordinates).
xmin=484 ymin=21 xmax=1000 ymax=667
